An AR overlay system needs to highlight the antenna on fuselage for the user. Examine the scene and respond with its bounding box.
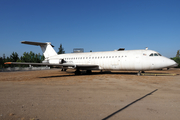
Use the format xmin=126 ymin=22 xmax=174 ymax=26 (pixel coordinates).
xmin=145 ymin=47 xmax=148 ymax=50
xmin=118 ymin=48 xmax=125 ymax=51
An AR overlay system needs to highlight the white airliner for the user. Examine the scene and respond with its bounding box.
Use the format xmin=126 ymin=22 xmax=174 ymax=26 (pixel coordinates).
xmin=5 ymin=41 xmax=178 ymax=75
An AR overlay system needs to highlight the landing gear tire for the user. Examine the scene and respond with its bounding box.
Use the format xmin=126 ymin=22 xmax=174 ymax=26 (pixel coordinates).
xmin=61 ymin=68 xmax=67 ymax=71
xmin=86 ymin=70 xmax=92 ymax=74
xmin=75 ymin=70 xmax=81 ymax=75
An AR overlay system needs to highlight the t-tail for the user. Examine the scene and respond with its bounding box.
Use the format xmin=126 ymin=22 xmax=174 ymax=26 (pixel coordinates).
xmin=21 ymin=41 xmax=57 ymax=59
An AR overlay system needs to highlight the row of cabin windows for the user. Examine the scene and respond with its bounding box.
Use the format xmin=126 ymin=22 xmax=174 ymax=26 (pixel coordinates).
xmin=64 ymin=56 xmax=127 ymax=60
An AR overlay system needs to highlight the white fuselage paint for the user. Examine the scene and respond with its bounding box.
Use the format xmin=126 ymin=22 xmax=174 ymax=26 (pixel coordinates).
xmin=47 ymin=49 xmax=177 ymax=71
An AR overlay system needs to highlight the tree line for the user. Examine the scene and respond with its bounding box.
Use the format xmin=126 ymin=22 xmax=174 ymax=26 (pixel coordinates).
xmin=0 ymin=51 xmax=44 ymax=68
xmin=0 ymin=44 xmax=65 ymax=68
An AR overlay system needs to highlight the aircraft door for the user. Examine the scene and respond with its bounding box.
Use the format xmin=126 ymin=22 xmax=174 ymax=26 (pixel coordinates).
xmin=88 ymin=55 xmax=91 ymax=64
xmin=111 ymin=56 xmax=120 ymax=70
xmin=134 ymin=55 xmax=141 ymax=70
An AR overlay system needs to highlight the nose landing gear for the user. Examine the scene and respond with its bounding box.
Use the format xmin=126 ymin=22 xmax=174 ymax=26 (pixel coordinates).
xmin=137 ymin=71 xmax=145 ymax=76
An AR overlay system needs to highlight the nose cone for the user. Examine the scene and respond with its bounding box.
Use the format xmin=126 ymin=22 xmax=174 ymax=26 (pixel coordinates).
xmin=166 ymin=59 xmax=178 ymax=68
xmin=170 ymin=62 xmax=178 ymax=68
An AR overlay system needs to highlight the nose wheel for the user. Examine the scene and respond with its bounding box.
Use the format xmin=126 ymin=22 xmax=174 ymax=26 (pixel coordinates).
xmin=137 ymin=71 xmax=141 ymax=76
xmin=137 ymin=71 xmax=145 ymax=76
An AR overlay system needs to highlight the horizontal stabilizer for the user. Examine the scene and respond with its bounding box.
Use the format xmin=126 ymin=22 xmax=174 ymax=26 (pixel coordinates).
xmin=21 ymin=41 xmax=54 ymax=47
xmin=21 ymin=41 xmax=57 ymax=58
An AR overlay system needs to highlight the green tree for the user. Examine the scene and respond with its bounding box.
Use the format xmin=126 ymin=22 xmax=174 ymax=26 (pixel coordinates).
xmin=171 ymin=57 xmax=180 ymax=68
xmin=176 ymin=50 xmax=180 ymax=58
xmin=10 ymin=52 xmax=19 ymax=62
xmin=0 ymin=54 xmax=7 ymax=68
xmin=21 ymin=51 xmax=44 ymax=63
xmin=1 ymin=52 xmax=44 ymax=68
xmin=0 ymin=56 xmax=3 ymax=68
xmin=58 ymin=44 xmax=65 ymax=54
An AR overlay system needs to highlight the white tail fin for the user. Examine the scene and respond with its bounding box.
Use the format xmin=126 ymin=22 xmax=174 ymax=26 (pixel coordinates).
xmin=21 ymin=41 xmax=57 ymax=58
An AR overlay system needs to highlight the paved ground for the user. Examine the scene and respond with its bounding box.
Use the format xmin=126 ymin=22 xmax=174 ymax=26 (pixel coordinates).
xmin=0 ymin=69 xmax=180 ymax=120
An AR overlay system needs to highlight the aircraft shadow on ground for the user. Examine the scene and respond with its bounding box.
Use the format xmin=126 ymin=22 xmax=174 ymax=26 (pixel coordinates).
xmin=101 ymin=89 xmax=158 ymax=120
xmin=39 ymin=71 xmax=138 ymax=78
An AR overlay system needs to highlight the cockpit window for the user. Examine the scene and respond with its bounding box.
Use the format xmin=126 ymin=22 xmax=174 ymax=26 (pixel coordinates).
xmin=149 ymin=53 xmax=162 ymax=56
xmin=149 ymin=53 xmax=153 ymax=56
xmin=154 ymin=53 xmax=158 ymax=56
xmin=158 ymin=53 xmax=162 ymax=56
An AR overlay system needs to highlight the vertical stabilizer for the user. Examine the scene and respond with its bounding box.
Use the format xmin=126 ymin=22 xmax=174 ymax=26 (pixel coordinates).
xmin=21 ymin=41 xmax=57 ymax=58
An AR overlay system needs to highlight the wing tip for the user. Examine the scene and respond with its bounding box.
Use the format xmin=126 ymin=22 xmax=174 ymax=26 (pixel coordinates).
xmin=4 ymin=62 xmax=12 ymax=64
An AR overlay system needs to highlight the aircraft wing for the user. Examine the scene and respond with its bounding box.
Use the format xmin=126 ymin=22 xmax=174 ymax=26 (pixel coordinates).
xmin=4 ymin=62 xmax=99 ymax=69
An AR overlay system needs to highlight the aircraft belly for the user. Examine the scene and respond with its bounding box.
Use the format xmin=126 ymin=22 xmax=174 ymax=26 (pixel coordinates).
xmin=98 ymin=59 xmax=122 ymax=70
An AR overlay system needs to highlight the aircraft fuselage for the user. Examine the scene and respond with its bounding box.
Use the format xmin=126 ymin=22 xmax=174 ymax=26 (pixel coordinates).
xmin=48 ymin=49 xmax=177 ymax=71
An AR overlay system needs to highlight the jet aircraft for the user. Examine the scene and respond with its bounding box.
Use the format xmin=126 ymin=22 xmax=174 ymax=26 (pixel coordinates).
xmin=5 ymin=41 xmax=178 ymax=75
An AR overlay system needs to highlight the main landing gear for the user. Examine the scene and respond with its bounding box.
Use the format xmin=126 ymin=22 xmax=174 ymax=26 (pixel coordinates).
xmin=86 ymin=70 xmax=92 ymax=74
xmin=61 ymin=68 xmax=67 ymax=71
xmin=74 ymin=70 xmax=92 ymax=75
xmin=75 ymin=69 xmax=81 ymax=75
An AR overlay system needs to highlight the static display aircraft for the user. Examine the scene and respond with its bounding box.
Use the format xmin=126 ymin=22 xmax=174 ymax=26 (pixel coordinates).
xmin=5 ymin=41 xmax=178 ymax=75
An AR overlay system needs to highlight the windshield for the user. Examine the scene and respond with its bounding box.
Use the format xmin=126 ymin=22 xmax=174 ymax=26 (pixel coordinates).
xmin=149 ymin=53 xmax=162 ymax=56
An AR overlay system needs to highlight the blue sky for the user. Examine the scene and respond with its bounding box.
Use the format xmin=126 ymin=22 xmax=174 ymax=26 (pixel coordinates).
xmin=0 ymin=0 xmax=180 ymax=58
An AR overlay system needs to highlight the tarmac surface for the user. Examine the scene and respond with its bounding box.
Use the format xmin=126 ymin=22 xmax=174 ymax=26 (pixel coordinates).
xmin=0 ymin=69 xmax=180 ymax=120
